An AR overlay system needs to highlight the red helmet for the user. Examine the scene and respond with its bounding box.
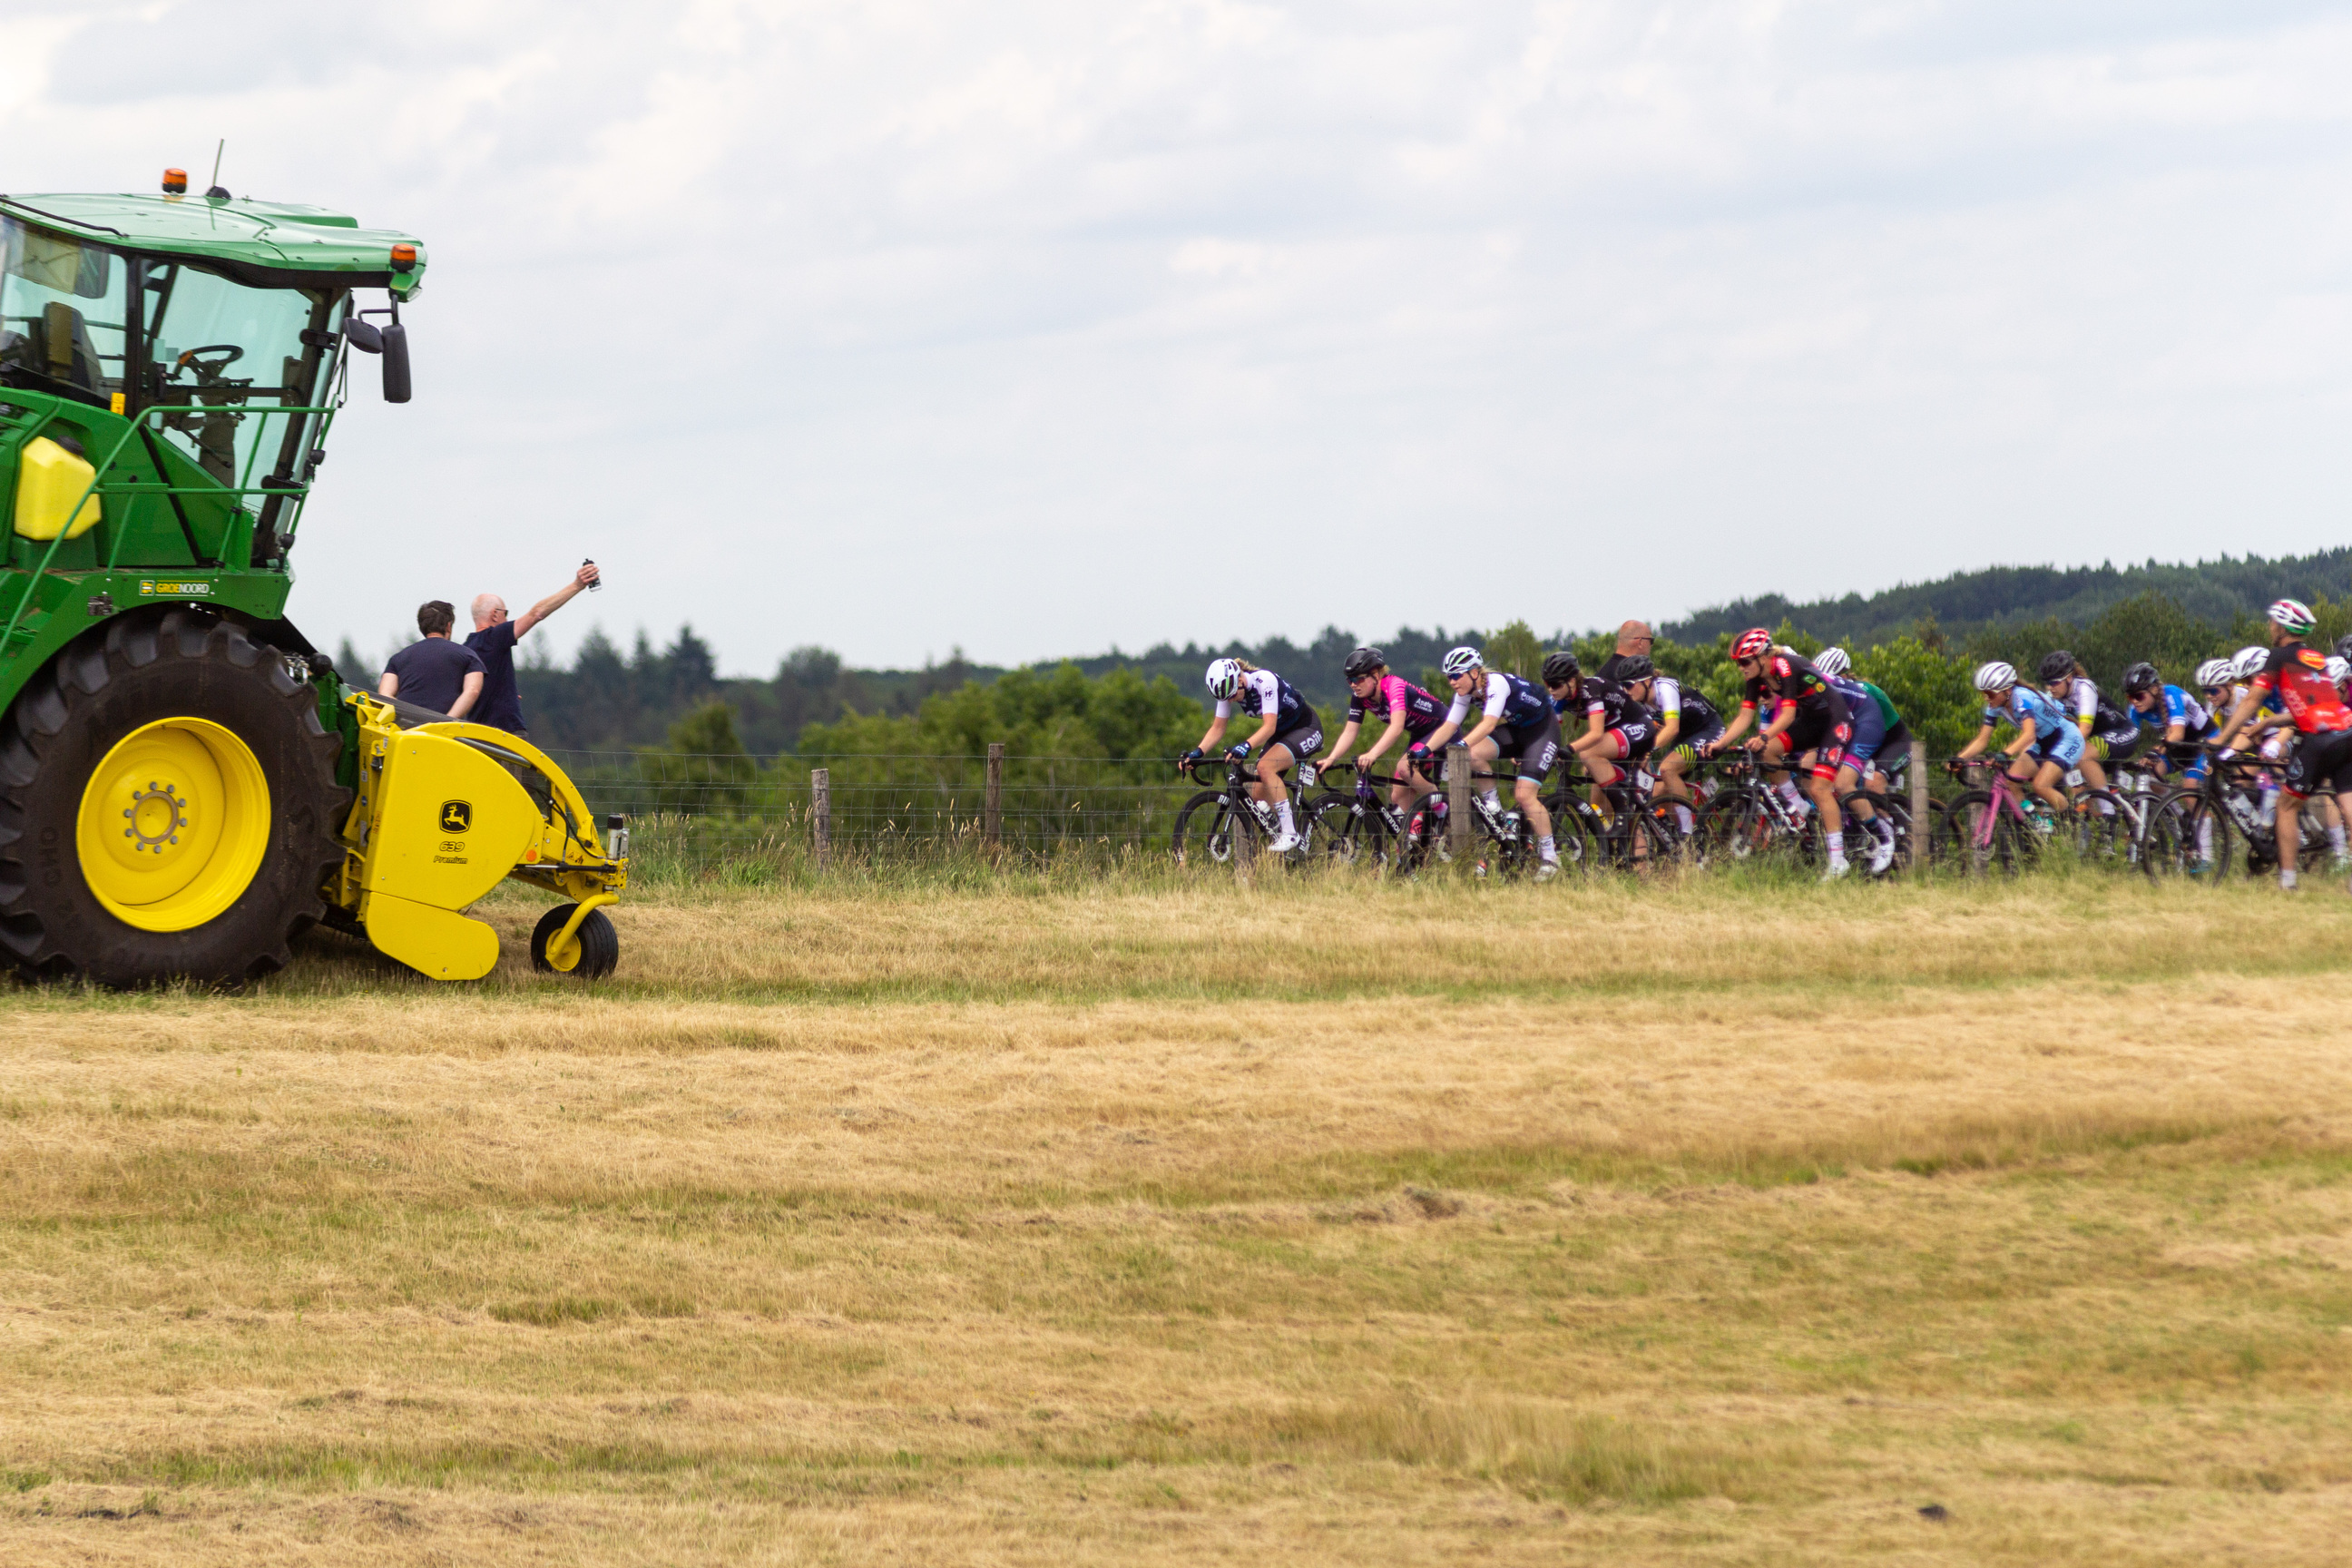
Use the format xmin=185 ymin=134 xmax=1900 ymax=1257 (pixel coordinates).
xmin=1731 ymin=628 xmax=1772 ymax=660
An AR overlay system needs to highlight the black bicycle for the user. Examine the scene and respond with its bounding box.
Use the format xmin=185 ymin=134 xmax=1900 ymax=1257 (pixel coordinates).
xmin=1692 ymin=750 xmax=1825 ymax=870
xmin=1390 ymin=749 xmax=1547 ymax=876
xmin=1540 ymin=760 xmax=1682 ymax=874
xmin=2140 ymin=745 xmax=2330 ymax=882
xmin=1307 ymin=760 xmax=1436 ymax=868
xmin=1171 ymin=755 xmax=1314 ymax=866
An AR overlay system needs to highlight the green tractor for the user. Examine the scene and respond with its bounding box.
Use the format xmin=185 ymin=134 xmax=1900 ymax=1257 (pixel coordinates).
xmin=0 ymin=174 xmax=626 ymax=986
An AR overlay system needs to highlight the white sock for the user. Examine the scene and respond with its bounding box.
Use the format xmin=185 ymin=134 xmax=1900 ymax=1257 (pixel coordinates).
xmin=1278 ymin=801 xmax=1295 ymax=834
xmin=1778 ymin=781 xmax=1802 ymax=808
xmin=1538 ymin=834 xmax=1557 ymax=862
xmin=2095 ymin=799 xmax=2114 ymax=817
xmin=2331 ymin=826 xmax=2346 ymax=853
xmin=1481 ymin=790 xmax=1501 ymax=813
xmin=1674 ymin=806 xmax=1694 ymax=833
xmin=1827 ymin=831 xmax=1845 ymax=856
xmin=2281 ymin=867 xmax=2298 ymax=889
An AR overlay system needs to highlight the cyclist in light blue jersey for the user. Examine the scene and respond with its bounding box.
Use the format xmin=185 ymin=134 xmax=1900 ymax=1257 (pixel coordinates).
xmin=1955 ymin=661 xmax=2078 ymax=815
xmin=2120 ymin=661 xmax=2212 ymax=780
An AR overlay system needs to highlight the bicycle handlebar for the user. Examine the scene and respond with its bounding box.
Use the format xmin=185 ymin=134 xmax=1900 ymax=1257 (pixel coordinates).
xmin=1181 ymin=758 xmax=1268 ymax=788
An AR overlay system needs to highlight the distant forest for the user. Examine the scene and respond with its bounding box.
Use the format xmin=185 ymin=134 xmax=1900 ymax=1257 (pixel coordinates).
xmin=335 ymin=545 xmax=2352 ymax=754
xmin=1664 ymin=547 xmax=2352 ymax=649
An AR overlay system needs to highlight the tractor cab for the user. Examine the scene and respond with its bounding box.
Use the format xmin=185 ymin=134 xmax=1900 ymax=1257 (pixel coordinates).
xmin=1 ymin=189 xmax=421 ymax=571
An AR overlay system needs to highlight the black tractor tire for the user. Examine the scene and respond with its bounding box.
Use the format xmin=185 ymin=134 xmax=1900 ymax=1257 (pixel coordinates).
xmin=0 ymin=608 xmax=347 ymax=985
xmin=531 ymin=903 xmax=620 ymax=979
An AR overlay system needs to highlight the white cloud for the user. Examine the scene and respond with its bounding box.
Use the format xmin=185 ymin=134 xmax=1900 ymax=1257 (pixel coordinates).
xmin=3 ymin=0 xmax=2348 ymax=671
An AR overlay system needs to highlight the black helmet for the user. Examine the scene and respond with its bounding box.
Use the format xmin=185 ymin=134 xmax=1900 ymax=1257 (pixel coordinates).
xmin=1615 ymin=654 xmax=1654 ymax=681
xmin=2122 ymin=661 xmax=2161 ymax=696
xmin=1343 ymin=645 xmax=1385 ymax=679
xmin=2036 ymin=650 xmax=2078 ymax=683
xmin=1540 ymin=652 xmax=1580 ymax=685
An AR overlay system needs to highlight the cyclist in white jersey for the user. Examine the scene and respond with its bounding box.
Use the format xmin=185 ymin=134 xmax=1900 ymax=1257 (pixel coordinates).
xmin=1416 ymin=645 xmax=1563 ymax=877
xmin=2035 ymin=651 xmax=2122 ymax=818
xmin=1186 ymin=658 xmax=1325 ymax=853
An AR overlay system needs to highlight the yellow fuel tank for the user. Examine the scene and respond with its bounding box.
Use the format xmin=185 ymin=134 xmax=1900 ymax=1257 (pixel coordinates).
xmin=13 ymin=435 xmax=103 ymax=541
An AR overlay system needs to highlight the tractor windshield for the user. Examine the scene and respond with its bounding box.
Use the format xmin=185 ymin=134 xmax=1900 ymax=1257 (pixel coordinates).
xmin=0 ymin=216 xmax=129 ymax=404
xmin=144 ymin=261 xmax=337 ymax=486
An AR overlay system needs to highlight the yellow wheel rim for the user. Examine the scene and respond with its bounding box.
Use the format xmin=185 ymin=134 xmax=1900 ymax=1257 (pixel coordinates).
xmin=543 ymin=927 xmax=582 ymax=971
xmin=75 ymin=718 xmax=270 ymax=932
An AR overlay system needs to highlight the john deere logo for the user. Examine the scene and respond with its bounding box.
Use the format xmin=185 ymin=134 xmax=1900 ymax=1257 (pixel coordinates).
xmin=439 ymin=800 xmax=472 ymax=834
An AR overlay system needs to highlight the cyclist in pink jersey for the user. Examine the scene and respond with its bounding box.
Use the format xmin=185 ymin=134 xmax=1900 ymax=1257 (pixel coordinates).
xmin=1322 ymin=646 xmax=1450 ymax=813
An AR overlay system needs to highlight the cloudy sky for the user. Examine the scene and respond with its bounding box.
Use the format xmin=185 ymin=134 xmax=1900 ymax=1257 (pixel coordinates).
xmin=5 ymin=1 xmax=2348 ymax=671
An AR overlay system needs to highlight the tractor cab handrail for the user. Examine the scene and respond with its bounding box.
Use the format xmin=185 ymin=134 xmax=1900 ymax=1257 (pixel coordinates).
xmin=0 ymin=397 xmax=351 ymax=646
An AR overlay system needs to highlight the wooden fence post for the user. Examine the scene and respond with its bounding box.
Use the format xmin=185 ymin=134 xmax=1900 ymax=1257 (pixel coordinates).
xmin=810 ymin=767 xmax=830 ymax=871
xmin=984 ymin=742 xmax=1004 ymax=850
xmin=1446 ymin=743 xmax=1472 ymax=858
xmin=1907 ymin=740 xmax=1928 ymax=871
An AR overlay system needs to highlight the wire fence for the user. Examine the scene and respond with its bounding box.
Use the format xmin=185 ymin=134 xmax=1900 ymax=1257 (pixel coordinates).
xmin=546 ymin=742 xmax=2220 ymax=882
xmin=544 ymin=749 xmax=1207 ymax=877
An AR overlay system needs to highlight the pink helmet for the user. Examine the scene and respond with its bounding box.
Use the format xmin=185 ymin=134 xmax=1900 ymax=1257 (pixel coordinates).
xmin=1731 ymin=628 xmax=1773 ymax=661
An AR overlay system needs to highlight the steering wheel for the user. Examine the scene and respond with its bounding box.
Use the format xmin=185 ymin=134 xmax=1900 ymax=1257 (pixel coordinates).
xmin=172 ymin=344 xmax=243 ymax=379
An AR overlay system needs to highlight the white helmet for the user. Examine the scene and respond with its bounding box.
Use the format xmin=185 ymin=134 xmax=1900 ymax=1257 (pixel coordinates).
xmin=1813 ymin=646 xmax=1851 ymax=678
xmin=1204 ymin=658 xmax=1243 ymax=701
xmin=2327 ymin=655 xmax=2349 ymax=689
xmin=2195 ymin=658 xmax=2235 ymax=689
xmin=1440 ymin=645 xmax=1483 ymax=678
xmin=2231 ymin=645 xmax=2270 ymax=682
xmin=1972 ymin=661 xmax=2016 ymax=693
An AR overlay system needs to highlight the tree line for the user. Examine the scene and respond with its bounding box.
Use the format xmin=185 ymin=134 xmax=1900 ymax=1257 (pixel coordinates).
xmin=338 ymin=552 xmax=2351 ymax=763
xmin=629 ymin=586 xmax=2325 ymax=787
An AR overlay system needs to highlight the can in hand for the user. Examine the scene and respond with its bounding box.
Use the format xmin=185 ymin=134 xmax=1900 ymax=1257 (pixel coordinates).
xmin=584 ymin=557 xmax=601 ymax=592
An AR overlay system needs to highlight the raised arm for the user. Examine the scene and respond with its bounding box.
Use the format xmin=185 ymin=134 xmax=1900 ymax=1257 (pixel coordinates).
xmin=513 ymin=563 xmax=602 ymax=639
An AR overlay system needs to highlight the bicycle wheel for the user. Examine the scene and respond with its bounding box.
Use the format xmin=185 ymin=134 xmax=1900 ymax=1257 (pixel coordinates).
xmin=2137 ymin=790 xmax=2193 ymax=878
xmin=1696 ymin=787 xmax=1774 ymax=865
xmin=1309 ymin=794 xmax=1389 ymax=867
xmin=1622 ymin=797 xmax=1681 ymax=873
xmin=1837 ymin=791 xmax=1906 ymax=877
xmin=1540 ymin=792 xmax=1608 ymax=877
xmin=2068 ymin=790 xmax=2133 ymax=871
xmin=1647 ymin=791 xmax=1707 ymax=866
xmin=1400 ymin=791 xmax=1451 ymax=869
xmin=2176 ymin=795 xmax=2239 ymax=883
xmin=1171 ymin=791 xmax=1261 ymax=867
xmin=1932 ymin=789 xmax=2020 ymax=876
xmin=1472 ymin=808 xmax=1534 ymax=878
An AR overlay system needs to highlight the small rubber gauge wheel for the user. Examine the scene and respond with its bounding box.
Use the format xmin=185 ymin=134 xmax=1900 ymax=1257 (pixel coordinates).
xmin=530 ymin=903 xmax=618 ymax=978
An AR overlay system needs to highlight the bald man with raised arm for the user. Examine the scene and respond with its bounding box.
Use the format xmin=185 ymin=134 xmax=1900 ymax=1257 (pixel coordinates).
xmin=462 ymin=562 xmax=602 ymax=737
xmin=1595 ymin=620 xmax=1655 ymax=681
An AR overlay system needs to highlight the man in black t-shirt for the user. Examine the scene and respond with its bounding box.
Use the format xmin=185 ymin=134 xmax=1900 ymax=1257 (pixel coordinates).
xmin=1593 ymin=620 xmax=1654 ymax=682
xmin=464 ymin=563 xmax=602 ymax=737
xmin=380 ymin=600 xmax=486 ymax=718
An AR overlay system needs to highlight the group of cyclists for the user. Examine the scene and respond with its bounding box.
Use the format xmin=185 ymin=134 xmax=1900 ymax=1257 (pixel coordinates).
xmin=1179 ymin=596 xmax=2352 ymax=890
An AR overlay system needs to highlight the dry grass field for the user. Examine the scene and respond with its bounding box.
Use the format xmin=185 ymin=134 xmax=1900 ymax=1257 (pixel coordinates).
xmin=7 ymin=868 xmax=2352 ymax=1563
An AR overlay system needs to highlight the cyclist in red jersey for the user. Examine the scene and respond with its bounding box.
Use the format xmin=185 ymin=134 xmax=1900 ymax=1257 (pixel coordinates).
xmin=2210 ymin=599 xmax=2352 ymax=891
xmin=1708 ymin=630 xmax=1856 ymax=877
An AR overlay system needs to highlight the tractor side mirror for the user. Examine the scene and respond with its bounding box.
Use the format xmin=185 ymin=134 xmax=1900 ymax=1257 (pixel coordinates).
xmin=344 ymin=317 xmax=383 ymax=354
xmin=379 ymin=320 xmax=411 ymax=404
